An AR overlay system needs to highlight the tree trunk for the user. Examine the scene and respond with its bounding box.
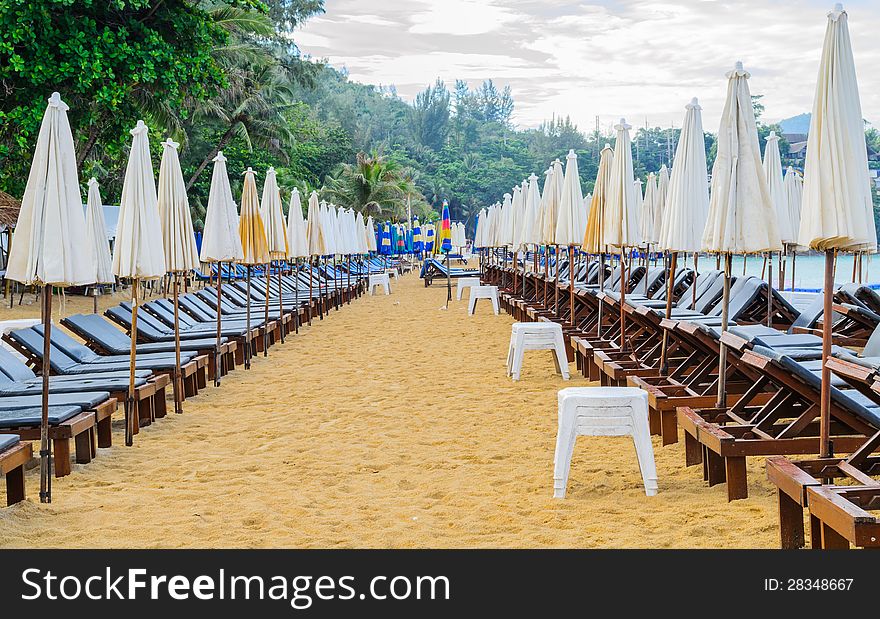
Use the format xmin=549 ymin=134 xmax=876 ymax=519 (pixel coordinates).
xmin=76 ymin=110 xmax=112 ymax=169
xmin=186 ymin=123 xmax=238 ymax=190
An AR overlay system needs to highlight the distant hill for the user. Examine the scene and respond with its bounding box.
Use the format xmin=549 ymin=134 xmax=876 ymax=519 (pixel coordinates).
xmin=778 ymin=113 xmax=811 ymax=134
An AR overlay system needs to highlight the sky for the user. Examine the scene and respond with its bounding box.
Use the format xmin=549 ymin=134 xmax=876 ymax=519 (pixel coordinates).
xmin=295 ymin=0 xmax=880 ymax=133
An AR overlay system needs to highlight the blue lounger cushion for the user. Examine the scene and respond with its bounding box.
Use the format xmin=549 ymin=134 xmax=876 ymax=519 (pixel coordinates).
xmin=0 ymin=392 xmax=109 ymax=410
xmin=0 ymin=433 xmax=19 ymax=452
xmin=0 ymin=406 xmax=82 ymax=429
xmin=751 ymin=347 xmax=880 ymax=428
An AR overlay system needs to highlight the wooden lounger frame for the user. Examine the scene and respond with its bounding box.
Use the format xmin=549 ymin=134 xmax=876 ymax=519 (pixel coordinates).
xmin=1 ymin=439 xmax=32 ymax=505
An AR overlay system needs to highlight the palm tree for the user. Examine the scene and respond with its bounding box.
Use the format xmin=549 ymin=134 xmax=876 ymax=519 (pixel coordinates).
xmin=184 ymin=3 xmax=296 ymax=189
xmin=322 ymin=152 xmax=426 ymax=219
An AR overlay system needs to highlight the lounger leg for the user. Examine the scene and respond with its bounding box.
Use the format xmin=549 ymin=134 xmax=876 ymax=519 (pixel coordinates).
xmin=197 ymin=367 xmax=207 ymax=390
xmin=777 ymin=490 xmax=806 ymax=549
xmin=684 ymin=431 xmax=702 ymax=466
xmin=53 ymin=439 xmax=71 ymax=477
xmin=97 ymin=415 xmax=112 ymax=449
xmin=154 ymin=390 xmax=167 ymax=419
xmin=648 ymin=409 xmax=661 ymax=435
xmin=660 ymin=411 xmax=679 ymax=446
xmin=184 ymin=374 xmax=197 ymax=398
xmin=810 ymin=515 xmax=822 ymax=549
xmin=138 ymin=396 xmax=153 ymax=426
xmin=820 ymin=522 xmax=849 ymax=549
xmin=725 ymin=456 xmax=748 ymax=501
xmin=6 ymin=463 xmax=25 ymax=505
xmin=74 ymin=430 xmax=93 ymax=465
xmin=705 ymin=449 xmax=726 ymax=486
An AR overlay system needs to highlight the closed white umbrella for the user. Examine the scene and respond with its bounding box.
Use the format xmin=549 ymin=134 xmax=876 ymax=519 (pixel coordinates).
xmin=555 ymin=149 xmax=585 ymax=326
xmin=642 ymin=173 xmax=658 ymax=244
xmin=365 ymin=215 xmax=377 ymax=252
xmin=6 ymin=92 xmax=95 ymax=501
xmin=238 ymin=168 xmax=269 ymax=363
xmin=306 ymin=192 xmax=325 ymax=257
xmin=85 ymin=177 xmax=114 ymax=288
xmin=657 ymin=97 xmax=711 ymax=370
xmin=704 ymin=61 xmax=782 ymax=409
xmin=583 ymin=144 xmax=614 ymax=254
xmin=200 ymin=151 xmax=243 ymax=382
xmin=157 ymin=137 xmax=199 ymax=413
xmin=522 ymin=173 xmax=542 ymax=271
xmin=799 ymin=4 xmax=877 ymax=457
xmin=656 ymin=164 xmax=670 ymax=232
xmin=287 ymin=188 xmax=309 ymax=258
xmin=659 ymin=98 xmax=710 ymax=253
xmin=763 ymin=131 xmax=792 ymax=242
xmin=605 ymin=119 xmax=642 ymax=347
xmin=112 ymin=119 xmax=166 ymax=445
xmin=286 ymin=188 xmax=309 ymax=332
xmin=260 ymin=167 xmax=288 ymax=342
xmin=636 ymin=178 xmax=652 ymax=244
xmin=542 ymin=159 xmax=564 ymax=245
xmin=783 ymin=167 xmax=804 ymax=290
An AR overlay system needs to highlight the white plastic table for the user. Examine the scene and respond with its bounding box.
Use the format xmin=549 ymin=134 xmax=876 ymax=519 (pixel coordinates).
xmin=456 ymin=277 xmax=481 ymax=301
xmin=468 ymin=285 xmax=499 ymax=315
xmin=506 ymin=322 xmax=569 ymax=380
xmin=553 ymin=387 xmax=657 ymax=498
xmin=369 ymin=273 xmax=391 ymax=295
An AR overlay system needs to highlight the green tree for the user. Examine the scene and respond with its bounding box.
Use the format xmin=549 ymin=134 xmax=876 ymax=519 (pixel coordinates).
xmin=322 ymin=152 xmax=426 ymax=219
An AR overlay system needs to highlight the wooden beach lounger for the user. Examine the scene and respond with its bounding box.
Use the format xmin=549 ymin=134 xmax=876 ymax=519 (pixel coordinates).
xmin=1 ymin=434 xmax=32 ymax=505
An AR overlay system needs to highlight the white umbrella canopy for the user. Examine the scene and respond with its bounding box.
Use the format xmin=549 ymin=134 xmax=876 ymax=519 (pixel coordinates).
xmin=656 ymin=164 xmax=670 ymax=232
xmin=642 ymin=173 xmax=658 ymax=243
xmin=763 ymin=131 xmax=793 ymax=243
xmin=112 ymin=120 xmax=166 ymax=279
xmin=636 ymin=178 xmax=653 ymax=243
xmin=85 ymin=178 xmax=114 ymax=284
xmin=507 ymin=185 xmax=523 ymax=248
xmin=605 ymin=120 xmax=642 ymax=248
xmin=286 ymin=188 xmax=309 ymax=258
xmin=533 ymin=166 xmax=551 ymax=242
xmin=306 ymin=192 xmax=325 ymax=256
xmin=497 ymin=192 xmax=513 ymax=247
xmin=237 ymin=168 xmax=269 ymax=266
xmin=365 ymin=215 xmax=377 ymax=252
xmin=199 ymin=151 xmax=244 ymax=263
xmin=783 ymin=167 xmax=803 ymax=243
xmin=702 ymin=63 xmax=782 ymax=254
xmin=474 ymin=207 xmax=487 ymax=248
xmin=798 ymin=4 xmax=876 ymax=252
xmin=320 ymin=201 xmax=337 ymax=256
xmin=554 ymin=149 xmax=586 ymax=246
xmin=522 ymin=173 xmax=542 ymax=247
xmin=260 ymin=167 xmax=288 ymax=259
xmin=582 ymin=144 xmax=614 ymax=253
xmin=541 ymin=160 xmax=563 ymax=245
xmin=157 ymin=138 xmax=199 ymax=273
xmin=7 ymin=93 xmax=95 ymax=287
xmin=659 ymin=98 xmax=711 ymax=252
xmin=354 ymin=211 xmax=368 ymax=253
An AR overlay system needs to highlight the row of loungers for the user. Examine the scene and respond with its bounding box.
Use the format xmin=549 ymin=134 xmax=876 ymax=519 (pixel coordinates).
xmin=0 ymin=267 xmax=365 ymax=506
xmin=485 ymin=257 xmax=880 ymax=549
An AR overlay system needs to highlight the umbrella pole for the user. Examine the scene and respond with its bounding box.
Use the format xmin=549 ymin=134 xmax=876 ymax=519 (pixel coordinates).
xmin=619 ymin=248 xmax=628 ymax=350
xmin=308 ymin=259 xmax=314 ymax=325
xmin=347 ymin=255 xmax=352 ymax=305
xmin=693 ymin=253 xmax=699 ymax=308
xmin=93 ymin=286 xmax=99 ymax=314
xmin=543 ymin=245 xmax=549 ymax=308
xmin=820 ymin=249 xmax=834 ymax=458
xmin=851 ymin=252 xmax=858 ymax=283
xmin=127 ymin=278 xmax=138 ymax=447
xmin=214 ymin=263 xmax=222 ymax=387
xmin=446 ymin=252 xmax=452 ymax=306
xmin=264 ymin=262 xmax=270 ymax=356
xmin=293 ymin=259 xmax=299 ymax=334
xmin=659 ymin=251 xmax=677 ymax=375
xmin=569 ymin=246 xmax=575 ymax=327
xmin=245 ymin=265 xmax=252 ymax=370
xmin=716 ymin=254 xmax=732 ymax=408
xmin=39 ymin=283 xmax=52 ymax=503
xmin=791 ymin=251 xmax=797 ymax=291
xmin=173 ymin=273 xmax=183 ymax=414
xmin=554 ymin=245 xmax=560 ymax=317
xmin=597 ymin=253 xmax=605 ymax=337
xmin=278 ymin=260 xmax=285 ymax=344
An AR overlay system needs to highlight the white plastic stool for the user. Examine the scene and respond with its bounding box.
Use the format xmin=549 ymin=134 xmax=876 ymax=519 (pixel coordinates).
xmin=507 ymin=322 xmax=570 ymax=380
xmin=385 ymin=268 xmax=399 ymax=280
xmin=456 ymin=277 xmax=481 ymax=300
xmin=553 ymin=387 xmax=658 ymax=498
xmin=369 ymin=273 xmax=391 ymax=295
xmin=468 ymin=285 xmax=499 ymax=315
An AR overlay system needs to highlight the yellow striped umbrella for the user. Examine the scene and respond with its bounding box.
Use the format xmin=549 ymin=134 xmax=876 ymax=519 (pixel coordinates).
xmin=238 ymin=168 xmax=269 ymax=365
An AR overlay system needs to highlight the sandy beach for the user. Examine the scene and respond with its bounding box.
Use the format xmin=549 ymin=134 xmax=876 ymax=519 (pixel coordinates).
xmin=0 ymin=274 xmax=781 ymax=548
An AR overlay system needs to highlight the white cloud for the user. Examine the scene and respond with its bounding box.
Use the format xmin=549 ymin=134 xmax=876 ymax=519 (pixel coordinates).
xmin=296 ymin=1 xmax=880 ymax=131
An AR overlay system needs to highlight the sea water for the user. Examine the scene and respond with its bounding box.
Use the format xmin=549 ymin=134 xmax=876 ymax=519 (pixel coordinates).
xmin=720 ymin=254 xmax=878 ymax=292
